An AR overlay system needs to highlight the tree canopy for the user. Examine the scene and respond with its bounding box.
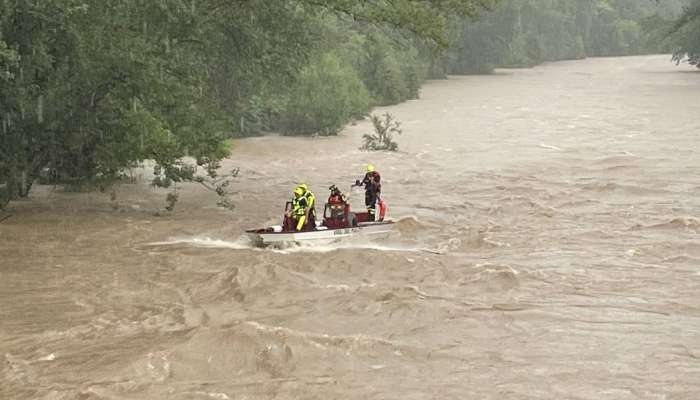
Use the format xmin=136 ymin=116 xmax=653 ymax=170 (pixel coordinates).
xmin=0 ymin=0 xmax=692 ymax=209
xmin=668 ymin=0 xmax=700 ymax=67
xmin=0 ymin=0 xmax=493 ymax=207
xmin=437 ymin=0 xmax=688 ymax=74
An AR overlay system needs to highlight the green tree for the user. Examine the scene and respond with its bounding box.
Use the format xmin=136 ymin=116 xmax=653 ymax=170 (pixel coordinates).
xmin=296 ymin=0 xmax=498 ymax=48
xmin=668 ymin=0 xmax=700 ymax=67
xmin=280 ymin=52 xmax=370 ymax=136
xmin=0 ymin=1 xmax=230 ymax=207
xmin=442 ymin=0 xmax=687 ymax=75
xmin=0 ymin=0 xmax=497 ymax=208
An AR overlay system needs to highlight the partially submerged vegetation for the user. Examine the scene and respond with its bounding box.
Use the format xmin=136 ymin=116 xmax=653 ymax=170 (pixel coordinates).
xmin=0 ymin=0 xmax=493 ymax=209
xmin=361 ymin=114 xmax=402 ymax=152
xmin=0 ymin=0 xmax=695 ymax=210
xmin=668 ymin=0 xmax=700 ymax=68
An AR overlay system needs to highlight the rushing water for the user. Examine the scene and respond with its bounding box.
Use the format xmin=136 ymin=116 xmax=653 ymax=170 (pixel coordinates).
xmin=1 ymin=55 xmax=699 ymax=399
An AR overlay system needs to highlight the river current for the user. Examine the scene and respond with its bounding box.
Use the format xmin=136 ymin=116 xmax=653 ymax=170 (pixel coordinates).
xmin=1 ymin=55 xmax=699 ymax=399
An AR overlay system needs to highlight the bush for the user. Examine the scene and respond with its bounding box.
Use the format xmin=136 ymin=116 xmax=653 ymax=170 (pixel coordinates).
xmin=361 ymin=113 xmax=402 ymax=152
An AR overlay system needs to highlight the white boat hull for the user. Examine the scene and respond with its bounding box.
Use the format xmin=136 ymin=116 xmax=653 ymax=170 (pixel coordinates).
xmin=247 ymin=221 xmax=394 ymax=247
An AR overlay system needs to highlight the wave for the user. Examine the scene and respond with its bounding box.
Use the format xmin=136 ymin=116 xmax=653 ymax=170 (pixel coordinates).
xmin=576 ymin=181 xmax=665 ymax=195
xmin=437 ymin=226 xmax=507 ymax=253
xmin=653 ymin=217 xmax=700 ymax=230
xmin=117 ymin=319 xmax=407 ymax=384
xmin=635 ymin=217 xmax=700 ymax=232
xmin=538 ymin=143 xmax=563 ymax=151
xmin=661 ymin=255 xmax=700 ymax=264
xmin=144 ymin=236 xmax=253 ymax=250
xmin=592 ymin=155 xmax=640 ymax=165
xmin=143 ymin=233 xmax=439 ymax=255
xmin=269 ymin=240 xmax=434 ymax=255
xmin=554 ymin=198 xmax=601 ymax=209
xmin=393 ymin=215 xmax=433 ymax=237
xmin=494 ymin=195 xmax=558 ymax=216
xmin=459 ymin=263 xmax=521 ymax=291
xmin=187 ymin=267 xmax=246 ymax=303
xmin=599 ymin=164 xmax=640 ymax=173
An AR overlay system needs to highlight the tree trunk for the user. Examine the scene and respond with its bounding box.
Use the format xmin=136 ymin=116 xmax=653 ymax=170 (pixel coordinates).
xmin=3 ymin=170 xmax=18 ymax=205
xmin=5 ymin=166 xmax=35 ymax=201
xmin=17 ymin=170 xmax=32 ymax=198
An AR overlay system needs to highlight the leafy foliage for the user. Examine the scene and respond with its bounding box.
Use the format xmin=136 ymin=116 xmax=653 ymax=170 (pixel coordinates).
xmin=0 ymin=0 xmax=231 ymax=206
xmin=280 ymin=53 xmax=370 ymax=136
xmin=296 ymin=0 xmax=498 ymax=48
xmin=153 ymin=162 xmax=239 ymax=213
xmin=361 ymin=113 xmax=402 ymax=152
xmin=0 ymin=0 xmax=495 ymax=207
xmin=438 ymin=0 xmax=688 ymax=74
xmin=0 ymin=0 xmax=689 ymax=211
xmin=668 ymin=0 xmax=700 ymax=68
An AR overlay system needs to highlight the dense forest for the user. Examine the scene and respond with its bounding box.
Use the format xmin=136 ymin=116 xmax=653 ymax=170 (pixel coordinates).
xmin=1 ymin=0 xmax=697 ymax=207
xmin=440 ymin=0 xmax=688 ymax=74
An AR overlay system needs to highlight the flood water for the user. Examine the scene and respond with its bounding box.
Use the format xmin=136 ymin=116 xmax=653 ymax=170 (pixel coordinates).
xmin=1 ymin=55 xmax=699 ymax=399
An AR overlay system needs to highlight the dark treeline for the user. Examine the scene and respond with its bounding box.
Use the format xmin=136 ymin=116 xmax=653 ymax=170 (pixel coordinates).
xmin=0 ymin=0 xmax=696 ymax=206
xmin=439 ymin=0 xmax=688 ymax=74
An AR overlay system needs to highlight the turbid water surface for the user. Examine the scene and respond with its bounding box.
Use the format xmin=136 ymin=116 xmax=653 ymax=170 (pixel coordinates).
xmin=1 ymin=55 xmax=699 ymax=400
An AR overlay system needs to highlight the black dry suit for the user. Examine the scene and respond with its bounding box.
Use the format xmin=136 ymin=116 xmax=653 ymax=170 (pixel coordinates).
xmin=360 ymin=171 xmax=381 ymax=220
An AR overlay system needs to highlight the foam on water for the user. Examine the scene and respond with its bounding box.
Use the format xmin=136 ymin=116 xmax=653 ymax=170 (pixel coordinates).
xmin=143 ymin=234 xmax=440 ymax=255
xmin=268 ymin=240 xmax=438 ymax=255
xmin=144 ymin=236 xmax=253 ymax=250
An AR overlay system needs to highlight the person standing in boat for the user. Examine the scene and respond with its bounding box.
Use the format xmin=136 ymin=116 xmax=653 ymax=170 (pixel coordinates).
xmin=289 ymin=183 xmax=316 ymax=231
xmin=356 ymin=164 xmax=381 ymax=221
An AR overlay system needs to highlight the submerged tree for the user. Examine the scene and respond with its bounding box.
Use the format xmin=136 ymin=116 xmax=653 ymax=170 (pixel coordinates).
xmin=0 ymin=1 xmax=230 ymax=207
xmin=361 ymin=113 xmax=402 ymax=152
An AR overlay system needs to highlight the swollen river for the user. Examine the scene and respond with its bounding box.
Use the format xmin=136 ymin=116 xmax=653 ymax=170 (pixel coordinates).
xmin=1 ymin=55 xmax=699 ymax=399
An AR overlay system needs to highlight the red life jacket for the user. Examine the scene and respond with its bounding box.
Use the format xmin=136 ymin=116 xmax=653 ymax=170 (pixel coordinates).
xmin=328 ymin=194 xmax=343 ymax=204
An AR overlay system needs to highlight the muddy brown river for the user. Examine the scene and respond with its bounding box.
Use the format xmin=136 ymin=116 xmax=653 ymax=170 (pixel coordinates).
xmin=1 ymin=55 xmax=699 ymax=399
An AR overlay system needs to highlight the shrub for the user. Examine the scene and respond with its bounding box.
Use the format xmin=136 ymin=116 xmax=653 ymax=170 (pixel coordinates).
xmin=361 ymin=113 xmax=402 ymax=152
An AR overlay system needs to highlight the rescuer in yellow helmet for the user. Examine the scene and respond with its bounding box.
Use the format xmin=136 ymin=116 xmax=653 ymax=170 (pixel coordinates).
xmin=355 ymin=164 xmax=381 ymax=221
xmin=290 ymin=183 xmax=316 ymax=231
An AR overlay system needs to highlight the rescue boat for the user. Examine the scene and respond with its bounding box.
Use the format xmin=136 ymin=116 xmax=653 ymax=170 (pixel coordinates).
xmin=246 ymin=186 xmax=393 ymax=247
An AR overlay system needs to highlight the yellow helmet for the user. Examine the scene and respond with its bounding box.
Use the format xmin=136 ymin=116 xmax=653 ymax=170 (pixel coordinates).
xmin=298 ymin=183 xmax=308 ymax=191
xmin=366 ymin=164 xmax=375 ymax=172
xmin=294 ymin=187 xmax=304 ymax=196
